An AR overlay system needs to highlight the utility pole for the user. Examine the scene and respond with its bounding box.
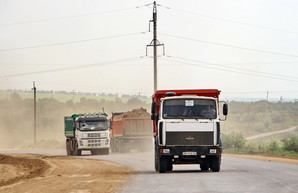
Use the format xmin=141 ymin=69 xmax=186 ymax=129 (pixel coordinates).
xmin=147 ymin=1 xmax=164 ymax=93
xmin=32 ymin=81 xmax=37 ymax=145
xmin=72 ymin=90 xmax=75 ymax=112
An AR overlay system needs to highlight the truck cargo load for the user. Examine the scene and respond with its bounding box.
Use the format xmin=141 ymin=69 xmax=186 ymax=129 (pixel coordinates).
xmin=110 ymin=108 xmax=153 ymax=153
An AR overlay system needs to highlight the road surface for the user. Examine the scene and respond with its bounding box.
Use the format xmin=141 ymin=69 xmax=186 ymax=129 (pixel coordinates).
xmin=0 ymin=149 xmax=297 ymax=193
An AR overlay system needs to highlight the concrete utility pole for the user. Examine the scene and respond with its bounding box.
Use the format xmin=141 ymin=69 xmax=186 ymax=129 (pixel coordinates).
xmin=147 ymin=1 xmax=164 ymax=93
xmin=32 ymin=81 xmax=37 ymax=145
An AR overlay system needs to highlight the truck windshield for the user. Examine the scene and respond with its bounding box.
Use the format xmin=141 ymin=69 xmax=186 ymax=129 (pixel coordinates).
xmin=162 ymin=99 xmax=217 ymax=119
xmin=79 ymin=121 xmax=108 ymax=131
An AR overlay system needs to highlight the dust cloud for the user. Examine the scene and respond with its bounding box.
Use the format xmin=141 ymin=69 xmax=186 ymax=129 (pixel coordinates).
xmin=0 ymin=92 xmax=150 ymax=149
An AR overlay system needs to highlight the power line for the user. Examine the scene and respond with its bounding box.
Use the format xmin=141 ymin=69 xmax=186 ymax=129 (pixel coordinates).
xmin=159 ymin=4 xmax=298 ymax=35
xmin=159 ymin=32 xmax=298 ymax=58
xmin=0 ymin=32 xmax=147 ymax=52
xmin=221 ymin=61 xmax=298 ymax=65
xmin=0 ymin=4 xmax=151 ymax=27
xmin=169 ymin=56 xmax=298 ymax=80
xmin=1 ymin=60 xmax=297 ymax=66
xmin=0 ymin=56 xmax=147 ymax=78
xmin=159 ymin=56 xmax=298 ymax=83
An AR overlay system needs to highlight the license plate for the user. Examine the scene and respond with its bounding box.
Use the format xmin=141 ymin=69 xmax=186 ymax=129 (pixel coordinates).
xmin=182 ymin=152 xmax=197 ymax=156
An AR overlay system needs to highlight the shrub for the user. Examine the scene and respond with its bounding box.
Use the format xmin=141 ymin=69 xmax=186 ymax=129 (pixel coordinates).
xmin=282 ymin=137 xmax=298 ymax=153
xmin=265 ymin=139 xmax=281 ymax=153
xmin=222 ymin=132 xmax=246 ymax=149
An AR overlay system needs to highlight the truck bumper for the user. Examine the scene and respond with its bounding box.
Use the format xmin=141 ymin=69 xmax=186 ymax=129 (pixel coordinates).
xmin=78 ymin=138 xmax=110 ymax=150
xmin=157 ymin=146 xmax=222 ymax=164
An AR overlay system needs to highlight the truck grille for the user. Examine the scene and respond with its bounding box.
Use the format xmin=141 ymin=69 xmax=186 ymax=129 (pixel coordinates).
xmin=87 ymin=133 xmax=101 ymax=138
xmin=166 ymin=132 xmax=214 ymax=146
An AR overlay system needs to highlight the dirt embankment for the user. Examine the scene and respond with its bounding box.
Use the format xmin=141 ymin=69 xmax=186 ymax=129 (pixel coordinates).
xmin=0 ymin=154 xmax=134 ymax=193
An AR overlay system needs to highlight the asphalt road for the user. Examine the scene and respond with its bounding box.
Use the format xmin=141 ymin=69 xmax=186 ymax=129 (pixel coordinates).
xmin=1 ymin=149 xmax=297 ymax=193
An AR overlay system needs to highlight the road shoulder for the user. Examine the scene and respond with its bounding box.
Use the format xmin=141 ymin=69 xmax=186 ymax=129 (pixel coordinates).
xmin=224 ymin=153 xmax=298 ymax=165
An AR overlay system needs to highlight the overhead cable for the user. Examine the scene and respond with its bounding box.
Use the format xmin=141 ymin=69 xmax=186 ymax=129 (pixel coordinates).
xmin=159 ymin=4 xmax=298 ymax=35
xmin=160 ymin=56 xmax=298 ymax=83
xmin=169 ymin=56 xmax=298 ymax=80
xmin=0 ymin=4 xmax=151 ymax=27
xmin=159 ymin=33 xmax=298 ymax=58
xmin=0 ymin=32 xmax=147 ymax=52
xmin=0 ymin=56 xmax=147 ymax=78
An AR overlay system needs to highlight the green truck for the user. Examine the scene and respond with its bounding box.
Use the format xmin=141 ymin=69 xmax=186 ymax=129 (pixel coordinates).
xmin=64 ymin=113 xmax=110 ymax=156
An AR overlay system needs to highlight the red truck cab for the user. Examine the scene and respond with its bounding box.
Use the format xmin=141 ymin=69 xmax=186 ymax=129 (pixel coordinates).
xmin=151 ymin=89 xmax=228 ymax=173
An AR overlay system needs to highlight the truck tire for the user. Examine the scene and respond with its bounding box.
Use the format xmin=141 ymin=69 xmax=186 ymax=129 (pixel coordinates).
xmin=111 ymin=138 xmax=118 ymax=153
xmin=158 ymin=156 xmax=167 ymax=173
xmin=200 ymin=163 xmax=209 ymax=171
xmin=102 ymin=148 xmax=110 ymax=155
xmin=66 ymin=139 xmax=71 ymax=156
xmin=210 ymin=157 xmax=220 ymax=172
xmin=73 ymin=142 xmax=82 ymax=156
xmin=154 ymin=150 xmax=158 ymax=171
xmin=166 ymin=159 xmax=173 ymax=172
xmin=91 ymin=149 xmax=100 ymax=155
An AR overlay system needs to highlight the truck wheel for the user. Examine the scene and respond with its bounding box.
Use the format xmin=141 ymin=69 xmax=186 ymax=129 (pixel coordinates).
xmin=111 ymin=138 xmax=116 ymax=153
xmin=210 ymin=157 xmax=221 ymax=172
xmin=120 ymin=143 xmax=127 ymax=153
xmin=102 ymin=148 xmax=109 ymax=155
xmin=73 ymin=142 xmax=82 ymax=156
xmin=154 ymin=158 xmax=158 ymax=171
xmin=66 ymin=139 xmax=71 ymax=156
xmin=154 ymin=151 xmax=158 ymax=171
xmin=200 ymin=163 xmax=209 ymax=171
xmin=158 ymin=157 xmax=167 ymax=173
xmin=166 ymin=159 xmax=173 ymax=172
xmin=91 ymin=149 xmax=99 ymax=155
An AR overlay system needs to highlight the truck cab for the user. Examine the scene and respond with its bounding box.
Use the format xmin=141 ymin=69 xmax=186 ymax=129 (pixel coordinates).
xmin=151 ymin=89 xmax=228 ymax=173
xmin=65 ymin=113 xmax=110 ymax=156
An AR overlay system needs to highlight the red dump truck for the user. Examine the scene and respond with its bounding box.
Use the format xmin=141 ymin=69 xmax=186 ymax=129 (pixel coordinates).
xmin=151 ymin=89 xmax=228 ymax=173
xmin=110 ymin=108 xmax=153 ymax=152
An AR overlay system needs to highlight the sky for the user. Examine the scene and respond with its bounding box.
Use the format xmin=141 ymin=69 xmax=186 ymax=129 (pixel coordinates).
xmin=0 ymin=0 xmax=298 ymax=100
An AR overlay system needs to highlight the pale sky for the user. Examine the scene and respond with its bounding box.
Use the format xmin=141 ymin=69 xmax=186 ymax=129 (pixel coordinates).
xmin=1 ymin=0 xmax=298 ymax=100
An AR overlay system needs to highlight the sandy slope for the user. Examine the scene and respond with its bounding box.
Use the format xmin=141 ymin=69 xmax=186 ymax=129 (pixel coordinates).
xmin=0 ymin=154 xmax=134 ymax=193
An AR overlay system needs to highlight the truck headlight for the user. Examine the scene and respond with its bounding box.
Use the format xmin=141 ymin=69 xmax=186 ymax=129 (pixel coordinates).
xmin=162 ymin=149 xmax=170 ymax=153
xmin=210 ymin=149 xmax=216 ymax=154
xmin=82 ymin=134 xmax=88 ymax=138
xmin=101 ymin=133 xmax=107 ymax=138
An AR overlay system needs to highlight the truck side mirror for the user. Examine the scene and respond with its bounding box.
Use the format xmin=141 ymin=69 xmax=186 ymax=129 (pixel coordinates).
xmin=108 ymin=120 xmax=111 ymax=129
xmin=151 ymin=102 xmax=156 ymax=114
xmin=151 ymin=114 xmax=156 ymax=120
xmin=151 ymin=102 xmax=157 ymax=120
xmin=223 ymin=103 xmax=228 ymax=116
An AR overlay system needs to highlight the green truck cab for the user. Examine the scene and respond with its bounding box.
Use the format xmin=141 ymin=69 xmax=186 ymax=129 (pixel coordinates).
xmin=64 ymin=113 xmax=110 ymax=156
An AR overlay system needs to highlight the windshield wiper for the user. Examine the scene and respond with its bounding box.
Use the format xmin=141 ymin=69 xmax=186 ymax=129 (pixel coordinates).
xmin=166 ymin=115 xmax=186 ymax=121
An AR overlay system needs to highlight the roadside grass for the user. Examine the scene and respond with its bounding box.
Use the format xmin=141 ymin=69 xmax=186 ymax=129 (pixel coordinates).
xmin=222 ymin=132 xmax=298 ymax=159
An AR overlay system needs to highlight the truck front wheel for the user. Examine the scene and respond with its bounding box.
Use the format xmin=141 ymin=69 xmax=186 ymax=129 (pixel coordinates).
xmin=200 ymin=163 xmax=209 ymax=171
xmin=73 ymin=141 xmax=82 ymax=156
xmin=210 ymin=157 xmax=221 ymax=172
xmin=167 ymin=161 xmax=173 ymax=172
xmin=158 ymin=157 xmax=167 ymax=173
xmin=66 ymin=139 xmax=71 ymax=156
xmin=154 ymin=150 xmax=158 ymax=171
